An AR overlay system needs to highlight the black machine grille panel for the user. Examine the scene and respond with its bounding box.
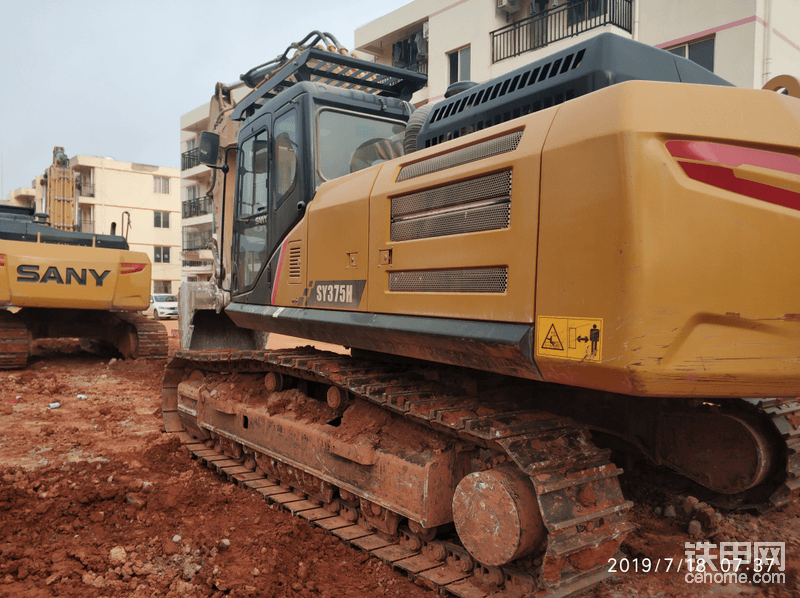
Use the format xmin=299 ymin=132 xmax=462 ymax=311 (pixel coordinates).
xmin=389 ymin=267 xmax=508 ymax=293
xmin=414 ymin=33 xmax=732 ymax=150
xmin=396 ymin=132 xmax=522 ymax=182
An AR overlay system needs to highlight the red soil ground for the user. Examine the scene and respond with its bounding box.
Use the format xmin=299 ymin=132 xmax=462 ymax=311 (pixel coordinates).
xmin=0 ymin=322 xmax=798 ymax=597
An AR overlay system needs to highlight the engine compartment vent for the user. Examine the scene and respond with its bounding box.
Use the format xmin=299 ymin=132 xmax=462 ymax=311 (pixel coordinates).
xmin=414 ymin=32 xmax=732 ymax=150
xmin=389 ymin=267 xmax=508 ymax=293
xmin=391 ymin=171 xmax=512 ymax=241
xmin=397 ymin=132 xmax=522 ymax=182
xmin=288 ymin=243 xmax=302 ymax=284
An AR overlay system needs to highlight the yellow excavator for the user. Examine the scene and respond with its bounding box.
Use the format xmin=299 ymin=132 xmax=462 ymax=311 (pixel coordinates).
xmin=0 ymin=167 xmax=168 ymax=367
xmin=165 ymin=32 xmax=800 ymax=598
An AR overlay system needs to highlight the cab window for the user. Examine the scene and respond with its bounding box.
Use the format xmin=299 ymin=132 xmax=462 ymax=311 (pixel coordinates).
xmin=273 ymin=110 xmax=299 ymax=208
xmin=237 ymin=130 xmax=270 ymax=217
xmin=317 ymin=110 xmax=405 ymax=183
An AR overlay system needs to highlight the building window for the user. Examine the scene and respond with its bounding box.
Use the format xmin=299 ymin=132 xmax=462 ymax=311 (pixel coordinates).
xmin=153 ymin=211 xmax=170 ymax=228
xmin=392 ymin=29 xmax=428 ymax=75
xmin=153 ymin=280 xmax=172 ymax=294
xmin=567 ymin=0 xmax=605 ymax=27
xmin=186 ymin=185 xmax=198 ymax=201
xmin=154 ymin=176 xmax=170 ymax=194
xmin=80 ymin=205 xmax=94 ymax=234
xmin=448 ymin=46 xmax=471 ymax=85
xmin=154 ymin=246 xmax=170 ymax=263
xmin=667 ymin=37 xmax=714 ymax=73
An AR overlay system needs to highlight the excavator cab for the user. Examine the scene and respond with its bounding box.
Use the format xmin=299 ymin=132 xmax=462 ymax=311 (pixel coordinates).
xmin=202 ymin=49 xmax=426 ymax=304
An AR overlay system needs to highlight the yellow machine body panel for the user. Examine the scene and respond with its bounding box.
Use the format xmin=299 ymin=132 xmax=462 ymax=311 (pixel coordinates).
xmin=305 ymin=168 xmax=373 ymax=306
xmin=535 ymin=81 xmax=800 ymax=397
xmin=268 ymin=80 xmax=799 ymax=398
xmin=366 ymin=119 xmax=551 ymax=323
xmin=271 ymin=169 xmax=373 ymax=309
xmin=0 ymin=238 xmax=151 ymax=311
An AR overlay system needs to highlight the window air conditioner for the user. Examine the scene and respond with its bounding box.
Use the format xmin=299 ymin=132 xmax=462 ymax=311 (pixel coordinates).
xmin=497 ymin=0 xmax=521 ymax=14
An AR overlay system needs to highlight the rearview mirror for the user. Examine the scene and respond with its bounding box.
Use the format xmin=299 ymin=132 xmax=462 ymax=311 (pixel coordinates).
xmin=198 ymin=131 xmax=220 ymax=165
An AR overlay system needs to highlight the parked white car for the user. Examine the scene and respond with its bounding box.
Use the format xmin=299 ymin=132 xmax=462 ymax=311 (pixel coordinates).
xmin=148 ymin=294 xmax=178 ymax=320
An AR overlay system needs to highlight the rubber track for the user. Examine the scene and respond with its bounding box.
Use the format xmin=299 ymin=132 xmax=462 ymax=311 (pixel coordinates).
xmin=743 ymin=398 xmax=800 ymax=509
xmin=0 ymin=311 xmax=30 ymax=370
xmin=117 ymin=313 xmax=168 ymax=360
xmin=164 ymin=348 xmax=635 ymax=598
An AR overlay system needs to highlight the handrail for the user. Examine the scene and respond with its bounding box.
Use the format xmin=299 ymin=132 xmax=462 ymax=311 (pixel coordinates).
xmin=491 ymin=0 xmax=632 ymax=63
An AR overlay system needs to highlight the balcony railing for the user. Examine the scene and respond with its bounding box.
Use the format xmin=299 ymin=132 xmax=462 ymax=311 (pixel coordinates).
xmin=79 ymin=184 xmax=95 ymax=198
xmin=182 ymin=196 xmax=213 ymax=218
xmin=182 ymin=260 xmax=212 ymax=268
xmin=182 ymin=231 xmax=213 ymax=252
xmin=491 ymin=0 xmax=632 ymax=63
xmin=181 ymin=147 xmax=201 ymax=170
xmin=397 ymin=59 xmax=428 ymax=76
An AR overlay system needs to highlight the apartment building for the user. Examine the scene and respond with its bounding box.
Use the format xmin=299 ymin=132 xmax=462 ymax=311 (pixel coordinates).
xmin=355 ymin=0 xmax=799 ymax=104
xmin=3 ymin=186 xmax=35 ymax=209
xmin=179 ymin=103 xmax=216 ymax=284
xmin=179 ymin=86 xmax=252 ymax=285
xmin=3 ymin=154 xmax=181 ymax=294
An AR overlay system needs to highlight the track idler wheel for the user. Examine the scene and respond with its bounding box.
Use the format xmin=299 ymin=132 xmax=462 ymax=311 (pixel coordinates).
xmin=660 ymin=411 xmax=776 ymax=494
xmin=452 ymin=466 xmax=545 ymax=567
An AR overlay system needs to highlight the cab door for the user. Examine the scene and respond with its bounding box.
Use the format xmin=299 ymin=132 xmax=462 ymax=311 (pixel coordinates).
xmin=232 ymin=125 xmax=271 ymax=296
xmin=269 ymin=106 xmax=303 ymax=253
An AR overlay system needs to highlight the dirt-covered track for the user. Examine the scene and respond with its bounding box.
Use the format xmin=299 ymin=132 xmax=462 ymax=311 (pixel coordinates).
xmin=163 ymin=348 xmax=635 ymax=598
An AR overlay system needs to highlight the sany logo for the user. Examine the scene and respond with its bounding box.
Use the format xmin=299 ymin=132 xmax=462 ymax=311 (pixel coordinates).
xmin=17 ymin=265 xmax=111 ymax=286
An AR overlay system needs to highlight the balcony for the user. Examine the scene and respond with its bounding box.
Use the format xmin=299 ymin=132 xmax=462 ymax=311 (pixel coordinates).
xmin=79 ymin=184 xmax=95 ymax=198
xmin=182 ymin=196 xmax=213 ymax=218
xmin=391 ymin=30 xmax=428 ymax=82
xmin=181 ymin=147 xmax=201 ymax=171
xmin=398 ymin=59 xmax=428 ymax=76
xmin=182 ymin=230 xmax=213 ymax=252
xmin=491 ymin=0 xmax=632 ymax=63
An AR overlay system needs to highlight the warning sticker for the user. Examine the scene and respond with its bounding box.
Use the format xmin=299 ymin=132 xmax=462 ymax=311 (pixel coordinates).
xmin=536 ymin=316 xmax=603 ymax=362
xmin=541 ymin=324 xmax=564 ymax=351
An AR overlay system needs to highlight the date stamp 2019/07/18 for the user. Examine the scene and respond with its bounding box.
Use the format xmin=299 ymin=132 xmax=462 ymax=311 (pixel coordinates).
xmin=608 ymin=542 xmax=787 ymax=587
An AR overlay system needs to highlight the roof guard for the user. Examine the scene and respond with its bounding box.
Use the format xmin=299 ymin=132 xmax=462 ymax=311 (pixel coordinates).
xmin=231 ymin=48 xmax=427 ymax=121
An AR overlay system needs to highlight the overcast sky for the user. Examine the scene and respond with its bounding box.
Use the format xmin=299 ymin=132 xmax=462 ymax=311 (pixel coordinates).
xmin=0 ymin=0 xmax=410 ymax=196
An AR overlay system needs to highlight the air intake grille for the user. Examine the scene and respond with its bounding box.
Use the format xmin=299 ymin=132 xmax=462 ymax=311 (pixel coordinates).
xmin=391 ymin=171 xmax=512 ymax=242
xmin=392 ymin=171 xmax=512 ymax=218
xmin=396 ymin=131 xmax=522 ymax=182
xmin=391 ymin=203 xmax=511 ymax=242
xmin=288 ymin=244 xmax=302 ymax=284
xmin=389 ymin=267 xmax=508 ymax=293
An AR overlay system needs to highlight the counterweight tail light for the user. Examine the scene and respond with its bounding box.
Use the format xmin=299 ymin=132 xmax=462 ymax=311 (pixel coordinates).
xmin=667 ymin=141 xmax=800 ymax=212
xmin=120 ymin=263 xmax=146 ymax=275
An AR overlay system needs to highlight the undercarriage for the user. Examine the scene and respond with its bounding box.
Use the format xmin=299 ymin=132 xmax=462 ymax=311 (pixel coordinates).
xmin=163 ymin=348 xmax=636 ymax=597
xmin=0 ymin=308 xmax=168 ymax=369
xmin=162 ymin=347 xmax=799 ymax=597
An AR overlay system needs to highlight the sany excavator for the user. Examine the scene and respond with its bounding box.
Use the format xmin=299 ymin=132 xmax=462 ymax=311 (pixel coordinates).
xmin=164 ymin=31 xmax=800 ymax=597
xmin=0 ymin=148 xmax=168 ymax=368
